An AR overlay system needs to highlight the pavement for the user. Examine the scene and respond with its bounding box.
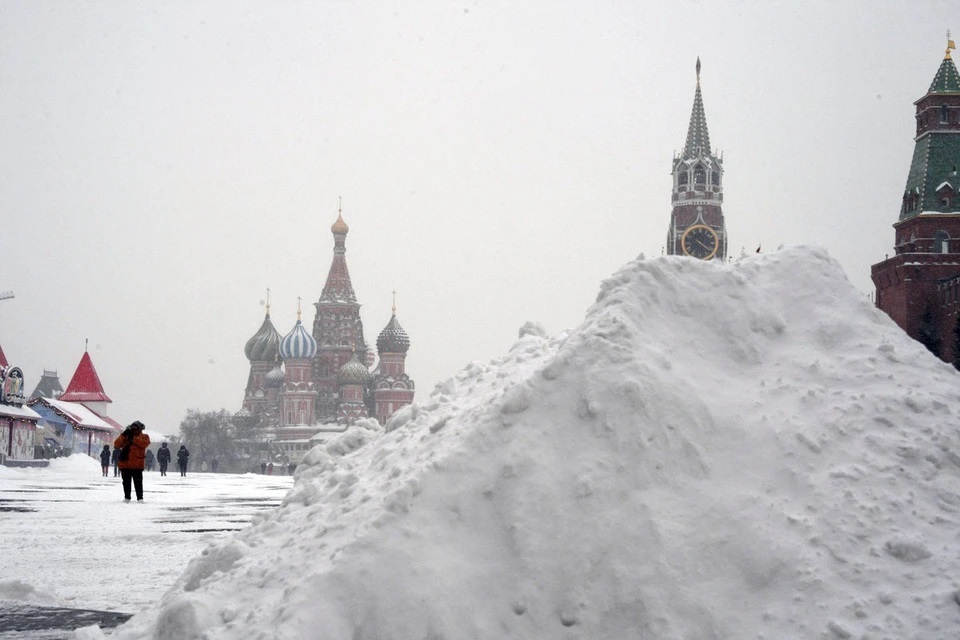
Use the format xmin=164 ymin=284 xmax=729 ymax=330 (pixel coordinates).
xmin=0 ymin=465 xmax=293 ymax=639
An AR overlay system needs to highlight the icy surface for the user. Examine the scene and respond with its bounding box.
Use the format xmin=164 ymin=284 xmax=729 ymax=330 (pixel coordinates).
xmin=98 ymin=247 xmax=960 ymax=638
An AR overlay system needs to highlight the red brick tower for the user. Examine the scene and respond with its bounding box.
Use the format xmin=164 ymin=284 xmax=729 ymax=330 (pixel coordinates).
xmin=312 ymin=206 xmax=370 ymax=420
xmin=872 ymin=38 xmax=960 ymax=363
xmin=373 ymin=302 xmax=415 ymax=425
xmin=666 ymin=58 xmax=728 ymax=260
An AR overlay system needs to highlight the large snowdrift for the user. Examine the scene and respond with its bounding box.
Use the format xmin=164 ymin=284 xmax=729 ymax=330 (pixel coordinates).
xmin=113 ymin=247 xmax=960 ymax=639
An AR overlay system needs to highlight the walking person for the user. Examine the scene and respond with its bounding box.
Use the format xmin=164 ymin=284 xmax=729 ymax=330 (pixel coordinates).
xmin=260 ymin=461 xmax=266 ymax=474
xmin=145 ymin=448 xmax=155 ymax=472
xmin=114 ymin=421 xmax=151 ymax=502
xmin=177 ymin=444 xmax=190 ymax=477
xmin=111 ymin=446 xmax=121 ymax=477
xmin=156 ymin=442 xmax=171 ymax=476
xmin=99 ymin=444 xmax=111 ymax=477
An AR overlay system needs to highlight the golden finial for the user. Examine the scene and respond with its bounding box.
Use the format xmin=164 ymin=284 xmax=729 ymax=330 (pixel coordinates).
xmin=947 ymin=30 xmax=956 ymax=60
xmin=296 ymin=296 xmax=302 ymax=321
xmin=266 ymin=287 xmax=271 ymax=315
xmin=391 ymin=290 xmax=397 ymax=314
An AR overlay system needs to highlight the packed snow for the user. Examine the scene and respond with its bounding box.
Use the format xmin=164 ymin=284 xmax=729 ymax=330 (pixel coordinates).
xmin=56 ymin=247 xmax=960 ymax=637
xmin=0 ymin=455 xmax=292 ymax=615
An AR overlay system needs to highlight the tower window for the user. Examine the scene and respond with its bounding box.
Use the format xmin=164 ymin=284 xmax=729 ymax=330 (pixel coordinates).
xmin=712 ymin=171 xmax=720 ymax=186
xmin=694 ymin=165 xmax=706 ymax=185
xmin=941 ymin=105 xmax=949 ymax=124
xmin=678 ymin=171 xmax=688 ymax=187
xmin=934 ymin=230 xmax=949 ymax=253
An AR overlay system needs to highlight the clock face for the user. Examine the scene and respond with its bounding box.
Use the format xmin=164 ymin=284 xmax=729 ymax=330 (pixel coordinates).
xmin=680 ymin=225 xmax=719 ymax=260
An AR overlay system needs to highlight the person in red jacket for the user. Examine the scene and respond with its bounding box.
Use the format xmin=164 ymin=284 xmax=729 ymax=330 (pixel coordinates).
xmin=114 ymin=421 xmax=151 ymax=502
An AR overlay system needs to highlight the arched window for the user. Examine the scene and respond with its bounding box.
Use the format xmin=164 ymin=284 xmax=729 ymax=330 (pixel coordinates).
xmin=941 ymin=105 xmax=950 ymax=124
xmin=712 ymin=171 xmax=721 ymax=186
xmin=678 ymin=171 xmax=688 ymax=187
xmin=934 ymin=230 xmax=950 ymax=253
xmin=694 ymin=165 xmax=706 ymax=185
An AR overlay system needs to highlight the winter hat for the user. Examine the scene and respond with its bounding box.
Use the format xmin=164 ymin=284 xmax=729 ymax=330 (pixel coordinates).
xmin=130 ymin=420 xmax=145 ymax=430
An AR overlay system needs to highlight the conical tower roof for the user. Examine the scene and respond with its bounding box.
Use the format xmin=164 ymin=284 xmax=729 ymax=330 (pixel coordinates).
xmin=377 ymin=312 xmax=411 ymax=355
xmin=682 ymin=57 xmax=711 ymax=159
xmin=30 ymin=370 xmax=64 ymax=400
xmin=60 ymin=350 xmax=112 ymax=403
xmin=320 ymin=205 xmax=358 ymax=304
xmin=926 ymin=48 xmax=960 ymax=94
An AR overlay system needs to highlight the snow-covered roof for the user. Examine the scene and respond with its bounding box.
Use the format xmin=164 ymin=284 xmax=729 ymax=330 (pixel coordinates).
xmin=34 ymin=398 xmax=115 ymax=432
xmin=0 ymin=403 xmax=41 ymax=421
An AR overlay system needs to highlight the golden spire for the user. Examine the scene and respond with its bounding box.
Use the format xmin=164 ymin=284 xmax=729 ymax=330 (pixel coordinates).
xmin=947 ymin=30 xmax=956 ymax=60
xmin=391 ymin=289 xmax=397 ymax=314
xmin=296 ymin=296 xmax=302 ymax=321
xmin=331 ymin=197 xmax=349 ymax=235
xmin=265 ymin=287 xmax=271 ymax=315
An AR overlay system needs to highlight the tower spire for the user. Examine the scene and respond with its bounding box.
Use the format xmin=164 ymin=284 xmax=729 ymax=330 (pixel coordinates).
xmin=391 ymin=290 xmax=397 ymax=314
xmin=683 ymin=58 xmax=711 ymax=158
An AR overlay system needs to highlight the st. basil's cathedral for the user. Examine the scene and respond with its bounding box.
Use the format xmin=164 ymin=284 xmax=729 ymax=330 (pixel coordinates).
xmin=240 ymin=207 xmax=415 ymax=450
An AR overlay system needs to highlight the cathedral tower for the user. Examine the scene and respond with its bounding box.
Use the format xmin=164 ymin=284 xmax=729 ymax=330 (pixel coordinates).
xmin=242 ymin=295 xmax=281 ymax=417
xmin=279 ymin=302 xmax=319 ymax=426
xmin=312 ymin=206 xmax=370 ymax=421
xmin=373 ymin=303 xmax=415 ymax=425
xmin=872 ymin=37 xmax=960 ymax=362
xmin=667 ymin=58 xmax=728 ymax=260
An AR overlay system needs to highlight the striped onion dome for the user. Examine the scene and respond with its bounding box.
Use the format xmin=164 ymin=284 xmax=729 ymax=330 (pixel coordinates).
xmin=244 ymin=312 xmax=281 ymax=362
xmin=265 ymin=362 xmax=285 ymax=388
xmin=376 ymin=313 xmax=410 ymax=354
xmin=338 ymin=352 xmax=369 ymax=385
xmin=279 ymin=319 xmax=318 ymax=360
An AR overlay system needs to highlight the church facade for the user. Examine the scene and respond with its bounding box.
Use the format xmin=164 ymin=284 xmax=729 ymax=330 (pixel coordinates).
xmin=666 ymin=58 xmax=728 ymax=261
xmin=241 ymin=208 xmax=415 ymax=439
xmin=871 ymin=39 xmax=960 ymax=364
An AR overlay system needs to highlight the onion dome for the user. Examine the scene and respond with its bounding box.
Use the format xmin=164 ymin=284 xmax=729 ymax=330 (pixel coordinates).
xmin=245 ymin=310 xmax=281 ymax=362
xmin=331 ymin=212 xmax=349 ymax=235
xmin=377 ymin=313 xmax=410 ymax=354
xmin=265 ymin=362 xmax=285 ymax=388
xmin=280 ymin=318 xmax=318 ymax=360
xmin=338 ymin=352 xmax=369 ymax=386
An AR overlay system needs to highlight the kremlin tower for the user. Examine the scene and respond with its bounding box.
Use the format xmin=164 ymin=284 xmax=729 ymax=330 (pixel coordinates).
xmin=666 ymin=58 xmax=728 ymax=260
xmin=872 ymin=37 xmax=960 ymax=364
xmin=241 ymin=204 xmax=416 ymax=448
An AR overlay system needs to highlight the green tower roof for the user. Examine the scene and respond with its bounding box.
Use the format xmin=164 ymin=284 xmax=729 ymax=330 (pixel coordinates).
xmin=926 ymin=55 xmax=960 ymax=94
xmin=682 ymin=57 xmax=711 ymax=159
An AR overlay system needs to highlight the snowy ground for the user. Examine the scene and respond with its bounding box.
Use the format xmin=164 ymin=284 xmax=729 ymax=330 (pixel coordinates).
xmin=0 ymin=456 xmax=292 ymax=620
xmin=7 ymin=246 xmax=960 ymax=639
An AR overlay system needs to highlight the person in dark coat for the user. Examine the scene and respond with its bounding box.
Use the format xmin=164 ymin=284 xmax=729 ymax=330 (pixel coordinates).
xmin=260 ymin=461 xmax=267 ymax=474
xmin=111 ymin=446 xmax=121 ymax=477
xmin=156 ymin=442 xmax=171 ymax=476
xmin=99 ymin=445 xmax=111 ymax=477
xmin=114 ymin=421 xmax=151 ymax=502
xmin=177 ymin=445 xmax=190 ymax=477
xmin=144 ymin=449 xmax=155 ymax=472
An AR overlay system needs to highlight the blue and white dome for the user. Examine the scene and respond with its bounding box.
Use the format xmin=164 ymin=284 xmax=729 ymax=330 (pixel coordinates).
xmin=280 ymin=319 xmax=318 ymax=360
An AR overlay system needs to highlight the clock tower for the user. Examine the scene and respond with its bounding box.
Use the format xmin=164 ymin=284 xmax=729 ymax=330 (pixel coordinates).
xmin=667 ymin=58 xmax=728 ymax=260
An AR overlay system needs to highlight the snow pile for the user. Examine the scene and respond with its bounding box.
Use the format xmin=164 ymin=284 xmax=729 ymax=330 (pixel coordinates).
xmin=113 ymin=246 xmax=960 ymax=639
xmin=0 ymin=579 xmax=63 ymax=607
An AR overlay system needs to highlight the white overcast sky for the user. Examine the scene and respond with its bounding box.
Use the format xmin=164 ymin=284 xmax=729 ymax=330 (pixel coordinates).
xmin=1 ymin=1 xmax=958 ymax=435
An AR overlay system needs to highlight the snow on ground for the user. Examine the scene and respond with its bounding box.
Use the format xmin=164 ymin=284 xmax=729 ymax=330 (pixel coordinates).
xmin=0 ymin=456 xmax=292 ymax=614
xmin=88 ymin=247 xmax=960 ymax=637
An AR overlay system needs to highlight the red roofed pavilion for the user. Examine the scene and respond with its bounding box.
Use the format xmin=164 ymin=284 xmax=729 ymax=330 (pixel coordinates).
xmin=61 ymin=351 xmax=112 ymax=404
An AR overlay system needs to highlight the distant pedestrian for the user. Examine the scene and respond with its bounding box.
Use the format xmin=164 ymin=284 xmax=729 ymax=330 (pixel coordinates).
xmin=156 ymin=442 xmax=171 ymax=476
xmin=145 ymin=449 xmax=155 ymax=472
xmin=211 ymin=459 xmax=219 ymax=473
xmin=287 ymin=462 xmax=295 ymax=475
xmin=99 ymin=445 xmax=111 ymax=477
xmin=260 ymin=461 xmax=266 ymax=474
xmin=267 ymin=462 xmax=273 ymax=475
xmin=111 ymin=446 xmax=121 ymax=477
xmin=177 ymin=445 xmax=190 ymax=477
xmin=114 ymin=421 xmax=150 ymax=502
